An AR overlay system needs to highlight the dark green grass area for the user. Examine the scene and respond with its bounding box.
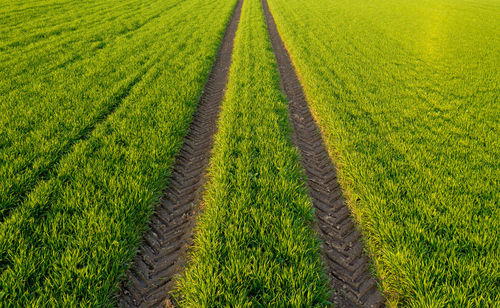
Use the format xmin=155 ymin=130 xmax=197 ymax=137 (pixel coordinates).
xmin=0 ymin=0 xmax=237 ymax=305
xmin=267 ymin=0 xmax=500 ymax=306
xmin=177 ymin=0 xmax=329 ymax=305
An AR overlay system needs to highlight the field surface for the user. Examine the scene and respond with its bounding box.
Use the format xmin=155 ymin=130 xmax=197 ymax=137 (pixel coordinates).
xmin=1 ymin=0 xmax=499 ymax=306
xmin=0 ymin=0 xmax=237 ymax=305
xmin=267 ymin=0 xmax=500 ymax=306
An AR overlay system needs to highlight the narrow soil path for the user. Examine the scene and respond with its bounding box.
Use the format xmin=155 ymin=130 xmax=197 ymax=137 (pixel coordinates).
xmin=118 ymin=1 xmax=243 ymax=306
xmin=262 ymin=1 xmax=385 ymax=307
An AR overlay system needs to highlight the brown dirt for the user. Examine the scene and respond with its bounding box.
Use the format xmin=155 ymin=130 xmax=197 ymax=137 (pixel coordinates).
xmin=117 ymin=1 xmax=243 ymax=306
xmin=262 ymin=0 xmax=385 ymax=307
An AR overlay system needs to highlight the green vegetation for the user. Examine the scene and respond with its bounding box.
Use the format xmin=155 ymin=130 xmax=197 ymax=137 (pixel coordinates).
xmin=0 ymin=0 xmax=193 ymax=217
xmin=267 ymin=0 xmax=500 ymax=306
xmin=177 ymin=0 xmax=329 ymax=305
xmin=0 ymin=0 xmax=237 ymax=305
xmin=3 ymin=0 xmax=499 ymax=305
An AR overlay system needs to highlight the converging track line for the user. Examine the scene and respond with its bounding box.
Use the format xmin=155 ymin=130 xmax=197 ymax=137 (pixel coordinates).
xmin=118 ymin=0 xmax=243 ymax=306
xmin=262 ymin=1 xmax=385 ymax=307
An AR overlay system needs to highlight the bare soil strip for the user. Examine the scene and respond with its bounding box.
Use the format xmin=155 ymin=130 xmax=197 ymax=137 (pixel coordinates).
xmin=118 ymin=1 xmax=242 ymax=306
xmin=262 ymin=1 xmax=385 ymax=307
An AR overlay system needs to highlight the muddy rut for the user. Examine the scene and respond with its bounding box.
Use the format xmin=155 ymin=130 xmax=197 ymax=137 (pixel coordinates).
xmin=118 ymin=1 xmax=242 ymax=306
xmin=262 ymin=0 xmax=385 ymax=307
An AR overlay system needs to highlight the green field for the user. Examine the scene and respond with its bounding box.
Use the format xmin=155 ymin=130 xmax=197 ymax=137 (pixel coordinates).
xmin=1 ymin=0 xmax=499 ymax=306
xmin=1 ymin=0 xmax=184 ymax=217
xmin=0 ymin=0 xmax=237 ymax=305
xmin=267 ymin=0 xmax=500 ymax=305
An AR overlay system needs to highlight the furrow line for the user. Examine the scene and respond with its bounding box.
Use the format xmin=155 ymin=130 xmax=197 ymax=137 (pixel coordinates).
xmin=262 ymin=0 xmax=385 ymax=307
xmin=0 ymin=54 xmax=159 ymax=223
xmin=117 ymin=0 xmax=242 ymax=306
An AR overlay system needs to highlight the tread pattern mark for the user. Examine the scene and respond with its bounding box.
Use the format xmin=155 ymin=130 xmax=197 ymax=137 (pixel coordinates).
xmin=118 ymin=1 xmax=243 ymax=306
xmin=262 ymin=1 xmax=385 ymax=306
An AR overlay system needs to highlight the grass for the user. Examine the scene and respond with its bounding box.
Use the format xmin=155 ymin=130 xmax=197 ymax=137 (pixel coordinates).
xmin=0 ymin=0 xmax=238 ymax=305
xmin=266 ymin=0 xmax=500 ymax=306
xmin=177 ymin=0 xmax=330 ymax=305
xmin=2 ymin=0 xmax=498 ymax=306
xmin=0 ymin=0 xmax=187 ymax=218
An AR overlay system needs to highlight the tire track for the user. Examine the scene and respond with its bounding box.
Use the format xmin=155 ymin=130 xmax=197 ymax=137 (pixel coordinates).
xmin=262 ymin=1 xmax=385 ymax=306
xmin=118 ymin=0 xmax=242 ymax=306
